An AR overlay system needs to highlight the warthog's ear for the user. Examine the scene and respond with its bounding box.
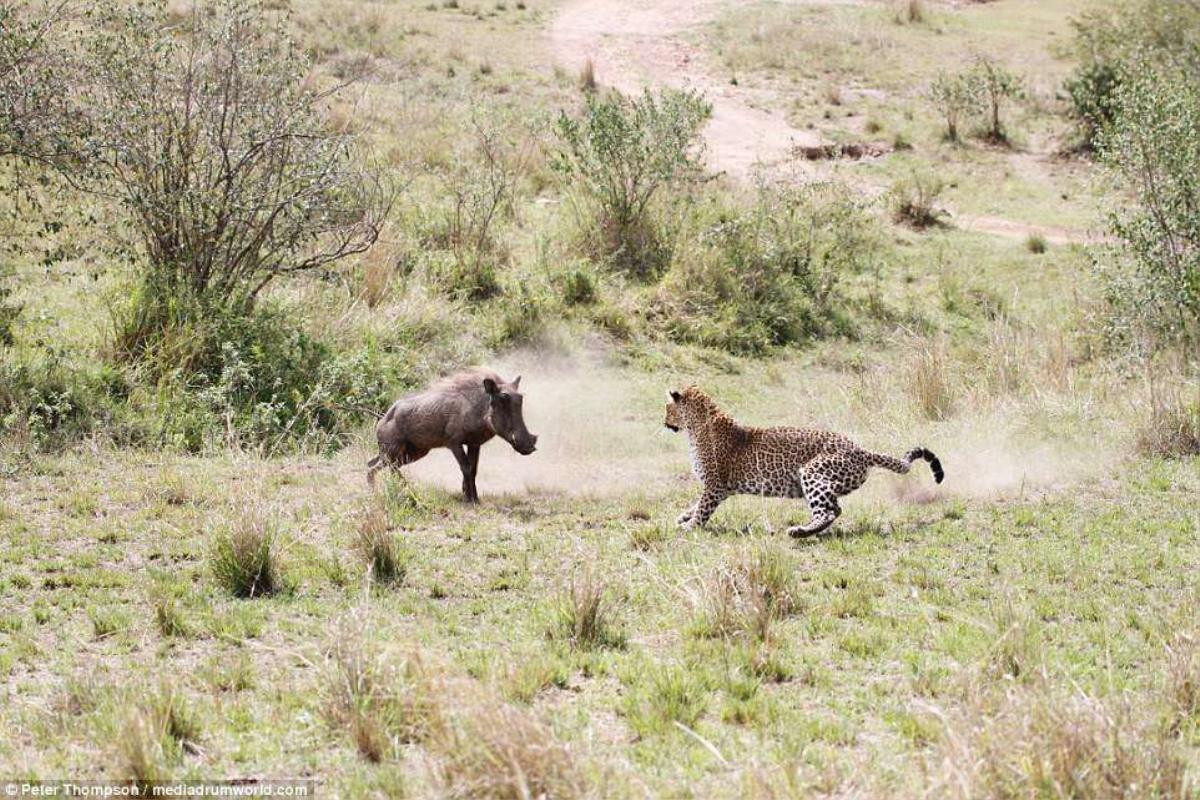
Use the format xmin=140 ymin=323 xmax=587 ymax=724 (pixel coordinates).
xmin=669 ymin=390 xmax=682 ymax=402
xmin=511 ymin=375 xmax=521 ymax=390
xmin=483 ymin=377 xmax=500 ymax=395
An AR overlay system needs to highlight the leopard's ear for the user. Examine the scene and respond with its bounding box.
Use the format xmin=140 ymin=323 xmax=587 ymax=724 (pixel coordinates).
xmin=669 ymin=390 xmax=682 ymax=402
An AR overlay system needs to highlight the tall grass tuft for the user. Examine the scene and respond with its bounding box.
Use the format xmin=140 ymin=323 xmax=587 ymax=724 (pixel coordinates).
xmin=909 ymin=340 xmax=956 ymax=421
xmin=115 ymin=684 xmax=202 ymax=787
xmin=1136 ymin=380 xmax=1200 ymax=458
xmin=210 ymin=513 xmax=283 ymax=598
xmin=353 ymin=504 xmax=409 ymax=585
xmin=322 ymin=616 xmax=432 ymax=762
xmin=548 ymin=569 xmax=625 ymax=649
xmin=578 ymin=58 xmax=596 ymax=92
xmin=689 ymin=546 xmax=799 ymax=641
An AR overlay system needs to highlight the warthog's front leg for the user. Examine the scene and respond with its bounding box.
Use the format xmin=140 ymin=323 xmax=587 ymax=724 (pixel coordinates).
xmin=449 ymin=444 xmax=479 ymax=503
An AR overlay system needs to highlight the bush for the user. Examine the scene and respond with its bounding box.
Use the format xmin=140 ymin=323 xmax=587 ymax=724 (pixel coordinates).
xmin=426 ymin=109 xmax=529 ymax=302
xmin=0 ymin=262 xmax=20 ymax=346
xmin=970 ymin=57 xmax=1023 ymax=143
xmin=1097 ymin=62 xmax=1200 ymax=350
xmin=658 ymin=180 xmax=876 ymax=354
xmin=0 ymin=352 xmax=129 ymax=449
xmin=72 ymin=0 xmax=387 ymax=361
xmin=1066 ymin=1 xmax=1200 ymax=150
xmin=136 ymin=303 xmax=396 ymax=454
xmin=929 ymin=69 xmax=981 ymax=142
xmin=1066 ymin=61 xmax=1119 ymax=150
xmin=553 ymin=88 xmax=710 ymax=279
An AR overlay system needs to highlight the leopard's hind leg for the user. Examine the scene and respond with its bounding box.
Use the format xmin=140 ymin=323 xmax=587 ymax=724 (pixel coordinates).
xmin=788 ymin=455 xmax=865 ymax=537
xmin=788 ymin=477 xmax=841 ymax=537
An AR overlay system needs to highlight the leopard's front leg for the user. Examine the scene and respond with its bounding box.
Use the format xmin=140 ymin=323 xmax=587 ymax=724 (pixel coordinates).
xmin=679 ymin=486 xmax=728 ymax=530
xmin=676 ymin=502 xmax=698 ymax=526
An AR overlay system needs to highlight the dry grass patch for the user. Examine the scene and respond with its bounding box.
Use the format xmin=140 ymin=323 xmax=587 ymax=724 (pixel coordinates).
xmin=688 ymin=546 xmax=799 ymax=641
xmin=548 ymin=568 xmax=625 ymax=650
xmin=321 ymin=617 xmax=434 ymax=762
xmin=427 ymin=682 xmax=590 ymax=799
xmin=1137 ymin=380 xmax=1200 ymax=458
xmin=927 ymin=682 xmax=1190 ymax=799
xmin=908 ymin=340 xmax=956 ymax=421
xmin=210 ymin=512 xmax=284 ymax=598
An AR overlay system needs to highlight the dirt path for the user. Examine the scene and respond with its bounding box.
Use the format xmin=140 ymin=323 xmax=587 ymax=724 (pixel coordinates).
xmin=549 ymin=0 xmax=1100 ymax=246
xmin=550 ymin=0 xmax=824 ymax=177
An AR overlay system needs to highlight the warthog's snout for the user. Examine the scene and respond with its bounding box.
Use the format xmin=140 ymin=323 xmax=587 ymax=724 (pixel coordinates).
xmin=515 ymin=434 xmax=538 ymax=455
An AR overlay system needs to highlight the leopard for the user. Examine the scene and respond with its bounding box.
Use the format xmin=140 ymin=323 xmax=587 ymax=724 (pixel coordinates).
xmin=663 ymin=386 xmax=944 ymax=536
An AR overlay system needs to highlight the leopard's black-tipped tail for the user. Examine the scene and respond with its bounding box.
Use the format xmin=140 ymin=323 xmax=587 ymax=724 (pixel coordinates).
xmin=869 ymin=447 xmax=944 ymax=483
xmin=905 ymin=447 xmax=944 ymax=483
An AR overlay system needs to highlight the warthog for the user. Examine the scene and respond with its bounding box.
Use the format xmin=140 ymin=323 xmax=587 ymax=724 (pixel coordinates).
xmin=367 ymin=369 xmax=538 ymax=502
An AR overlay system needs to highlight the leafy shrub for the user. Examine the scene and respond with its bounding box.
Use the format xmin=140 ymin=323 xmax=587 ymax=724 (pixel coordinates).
xmin=0 ymin=262 xmax=19 ymax=346
xmin=929 ymin=69 xmax=981 ymax=142
xmin=1097 ymin=61 xmax=1200 ymax=350
xmin=553 ymin=88 xmax=710 ymax=279
xmin=658 ymin=181 xmax=875 ymax=354
xmin=1066 ymin=62 xmax=1119 ymax=150
xmin=970 ymin=57 xmax=1023 ymax=143
xmin=71 ymin=0 xmax=387 ymax=362
xmin=0 ymin=351 xmax=129 ymax=449
xmin=1067 ymin=0 xmax=1200 ymax=150
xmin=137 ymin=303 xmax=396 ymax=454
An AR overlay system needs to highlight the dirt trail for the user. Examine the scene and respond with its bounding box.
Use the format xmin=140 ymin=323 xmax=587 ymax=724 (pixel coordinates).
xmin=549 ymin=0 xmax=1101 ymax=246
xmin=550 ymin=0 xmax=823 ymax=177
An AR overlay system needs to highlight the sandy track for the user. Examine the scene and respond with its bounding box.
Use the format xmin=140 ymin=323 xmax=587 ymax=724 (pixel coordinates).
xmin=550 ymin=0 xmax=1099 ymax=245
xmin=550 ymin=0 xmax=823 ymax=177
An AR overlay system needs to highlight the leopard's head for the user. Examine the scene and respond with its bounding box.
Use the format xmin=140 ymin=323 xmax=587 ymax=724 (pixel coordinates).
xmin=664 ymin=389 xmax=685 ymax=432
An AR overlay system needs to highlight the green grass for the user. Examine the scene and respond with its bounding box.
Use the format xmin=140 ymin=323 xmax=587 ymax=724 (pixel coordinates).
xmin=2 ymin=0 xmax=1198 ymax=793
xmin=1 ymin=433 xmax=1197 ymax=791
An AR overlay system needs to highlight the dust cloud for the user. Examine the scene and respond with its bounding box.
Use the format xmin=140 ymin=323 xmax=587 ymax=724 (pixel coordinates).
xmin=401 ymin=351 xmax=681 ymax=497
xmin=395 ymin=350 xmax=1118 ymax=504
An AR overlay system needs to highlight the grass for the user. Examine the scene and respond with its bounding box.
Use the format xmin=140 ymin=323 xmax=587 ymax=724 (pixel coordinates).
xmin=210 ymin=513 xmax=284 ymax=598
xmin=1 ymin=0 xmax=1199 ymax=794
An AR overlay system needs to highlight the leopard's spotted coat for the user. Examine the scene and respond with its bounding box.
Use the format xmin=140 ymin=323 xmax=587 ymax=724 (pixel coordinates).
xmin=664 ymin=386 xmax=944 ymax=536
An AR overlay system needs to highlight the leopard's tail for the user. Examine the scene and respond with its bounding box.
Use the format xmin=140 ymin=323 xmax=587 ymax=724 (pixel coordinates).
xmin=868 ymin=447 xmax=944 ymax=484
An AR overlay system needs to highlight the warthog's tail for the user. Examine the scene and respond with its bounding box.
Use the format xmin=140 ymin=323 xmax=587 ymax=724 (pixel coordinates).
xmin=868 ymin=447 xmax=944 ymax=484
xmin=366 ymin=455 xmax=384 ymax=487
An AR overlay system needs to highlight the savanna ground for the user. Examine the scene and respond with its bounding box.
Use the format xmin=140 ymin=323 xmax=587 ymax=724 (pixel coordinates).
xmin=2 ymin=0 xmax=1199 ymax=796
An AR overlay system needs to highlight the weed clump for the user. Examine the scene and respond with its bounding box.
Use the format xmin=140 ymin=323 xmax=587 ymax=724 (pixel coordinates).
xmin=548 ymin=569 xmax=625 ymax=650
xmin=354 ymin=504 xmax=409 ymax=585
xmin=210 ymin=513 xmax=284 ymax=598
xmin=689 ymin=546 xmax=799 ymax=641
xmin=322 ymin=619 xmax=432 ymax=761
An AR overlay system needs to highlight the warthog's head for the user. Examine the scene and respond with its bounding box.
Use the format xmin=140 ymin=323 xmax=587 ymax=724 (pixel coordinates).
xmin=664 ymin=389 xmax=684 ymax=432
xmin=483 ymin=375 xmax=538 ymax=455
